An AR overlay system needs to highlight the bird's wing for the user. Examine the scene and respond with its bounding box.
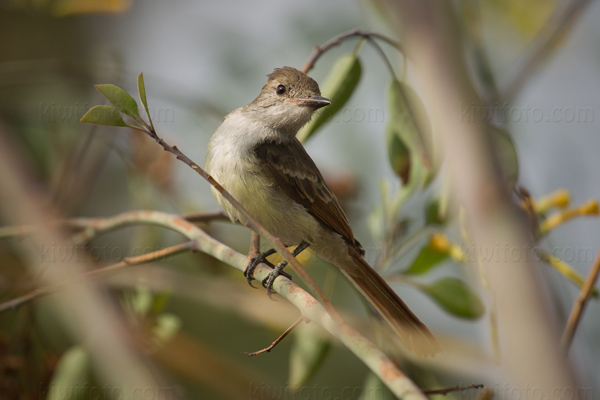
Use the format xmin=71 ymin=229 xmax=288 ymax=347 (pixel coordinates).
xmin=254 ymin=139 xmax=358 ymax=248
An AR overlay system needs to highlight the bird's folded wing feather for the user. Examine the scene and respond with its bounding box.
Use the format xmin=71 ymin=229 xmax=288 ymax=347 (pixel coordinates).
xmin=254 ymin=139 xmax=357 ymax=247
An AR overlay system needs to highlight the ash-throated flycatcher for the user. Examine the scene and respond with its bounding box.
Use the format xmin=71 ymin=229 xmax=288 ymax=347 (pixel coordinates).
xmin=205 ymin=66 xmax=440 ymax=356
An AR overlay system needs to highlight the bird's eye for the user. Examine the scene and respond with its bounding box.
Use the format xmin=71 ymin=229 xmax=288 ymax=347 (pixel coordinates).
xmin=275 ymin=84 xmax=286 ymax=95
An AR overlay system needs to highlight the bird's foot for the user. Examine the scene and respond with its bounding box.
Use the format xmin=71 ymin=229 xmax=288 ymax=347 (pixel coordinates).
xmin=262 ymin=261 xmax=292 ymax=298
xmin=244 ymin=248 xmax=277 ymax=288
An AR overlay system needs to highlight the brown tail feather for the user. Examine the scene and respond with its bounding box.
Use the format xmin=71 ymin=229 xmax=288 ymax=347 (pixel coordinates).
xmin=340 ymin=245 xmax=442 ymax=357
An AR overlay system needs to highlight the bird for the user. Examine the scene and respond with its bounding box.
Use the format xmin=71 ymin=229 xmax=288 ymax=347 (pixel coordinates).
xmin=205 ymin=66 xmax=440 ymax=356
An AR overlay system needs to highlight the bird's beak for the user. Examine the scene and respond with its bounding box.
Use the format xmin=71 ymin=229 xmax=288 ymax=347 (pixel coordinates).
xmin=296 ymin=96 xmax=331 ymax=109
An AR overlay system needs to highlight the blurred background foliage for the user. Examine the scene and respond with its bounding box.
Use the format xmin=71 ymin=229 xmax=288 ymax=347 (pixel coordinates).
xmin=1 ymin=0 xmax=599 ymax=399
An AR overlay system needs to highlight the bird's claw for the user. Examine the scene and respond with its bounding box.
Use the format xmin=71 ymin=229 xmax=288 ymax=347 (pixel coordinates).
xmin=244 ymin=250 xmax=276 ymax=288
xmin=244 ymin=248 xmax=295 ymax=298
xmin=261 ymin=261 xmax=292 ymax=298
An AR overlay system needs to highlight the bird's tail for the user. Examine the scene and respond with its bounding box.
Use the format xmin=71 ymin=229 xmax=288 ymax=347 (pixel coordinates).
xmin=339 ymin=245 xmax=442 ymax=357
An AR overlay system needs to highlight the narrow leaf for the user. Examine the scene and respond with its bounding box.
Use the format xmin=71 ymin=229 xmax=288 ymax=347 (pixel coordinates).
xmin=405 ymin=245 xmax=448 ymax=275
xmin=420 ymin=278 xmax=484 ymax=319
xmin=138 ymin=73 xmax=154 ymax=128
xmin=47 ymin=346 xmax=90 ymax=400
xmin=95 ymin=84 xmax=142 ymax=123
xmin=385 ymin=122 xmax=411 ymax=183
xmin=297 ymin=54 xmax=362 ymax=142
xmin=80 ymin=105 xmax=128 ymax=127
xmin=289 ymin=323 xmax=330 ymax=390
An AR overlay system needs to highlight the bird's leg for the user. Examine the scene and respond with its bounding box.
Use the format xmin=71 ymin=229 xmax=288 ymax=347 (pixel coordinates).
xmin=262 ymin=241 xmax=310 ymax=296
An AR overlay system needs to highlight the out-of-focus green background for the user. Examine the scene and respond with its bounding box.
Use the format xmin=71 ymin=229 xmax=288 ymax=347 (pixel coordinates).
xmin=1 ymin=0 xmax=599 ymax=399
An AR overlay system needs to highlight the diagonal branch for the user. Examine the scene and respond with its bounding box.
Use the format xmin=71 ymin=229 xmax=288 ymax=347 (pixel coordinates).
xmin=244 ymin=317 xmax=304 ymax=357
xmin=561 ymin=249 xmax=600 ymax=350
xmin=423 ymin=383 xmax=484 ymax=396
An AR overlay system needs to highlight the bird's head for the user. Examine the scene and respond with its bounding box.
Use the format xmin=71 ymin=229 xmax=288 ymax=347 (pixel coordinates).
xmin=246 ymin=66 xmax=330 ymax=133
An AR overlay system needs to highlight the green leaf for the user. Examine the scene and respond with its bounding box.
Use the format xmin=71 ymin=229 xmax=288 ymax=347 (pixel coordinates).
xmin=491 ymin=125 xmax=519 ymax=189
xmin=297 ymin=54 xmax=362 ymax=142
xmin=289 ymin=323 xmax=330 ymax=390
xmin=385 ymin=120 xmax=411 ymax=183
xmin=47 ymin=346 xmax=90 ymax=400
xmin=95 ymin=83 xmax=143 ymax=124
xmin=386 ymin=80 xmax=434 ymax=187
xmin=405 ymin=245 xmax=448 ymax=275
xmin=425 ymin=197 xmax=447 ymax=226
xmin=420 ymin=278 xmax=484 ymax=319
xmin=137 ymin=73 xmax=154 ymax=128
xmin=80 ymin=105 xmax=129 ymax=127
xmin=131 ymin=286 xmax=153 ymax=316
xmin=153 ymin=313 xmax=182 ymax=346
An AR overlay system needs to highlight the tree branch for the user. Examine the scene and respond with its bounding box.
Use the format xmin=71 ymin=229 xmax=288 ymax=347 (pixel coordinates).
xmin=300 ymin=29 xmax=401 ymax=73
xmin=423 ymin=383 xmax=484 ymax=396
xmin=244 ymin=317 xmax=304 ymax=357
xmin=182 ymin=210 xmax=229 ymax=224
xmin=561 ymin=249 xmax=600 ymax=350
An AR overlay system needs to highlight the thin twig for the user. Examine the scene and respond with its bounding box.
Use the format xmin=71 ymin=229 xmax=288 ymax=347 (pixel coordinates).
xmin=182 ymin=210 xmax=229 ymax=223
xmin=365 ymin=36 xmax=397 ymax=80
xmin=561 ymin=249 xmax=600 ymax=350
xmin=244 ymin=317 xmax=304 ymax=357
xmin=301 ymin=29 xmax=401 ymax=73
xmin=0 ymin=241 xmax=192 ymax=313
xmin=423 ymin=383 xmax=484 ymax=396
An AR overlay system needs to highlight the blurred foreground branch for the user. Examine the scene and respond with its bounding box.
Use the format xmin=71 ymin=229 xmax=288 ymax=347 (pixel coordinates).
xmin=379 ymin=0 xmax=579 ymax=396
xmin=0 ymin=123 xmax=170 ymax=399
